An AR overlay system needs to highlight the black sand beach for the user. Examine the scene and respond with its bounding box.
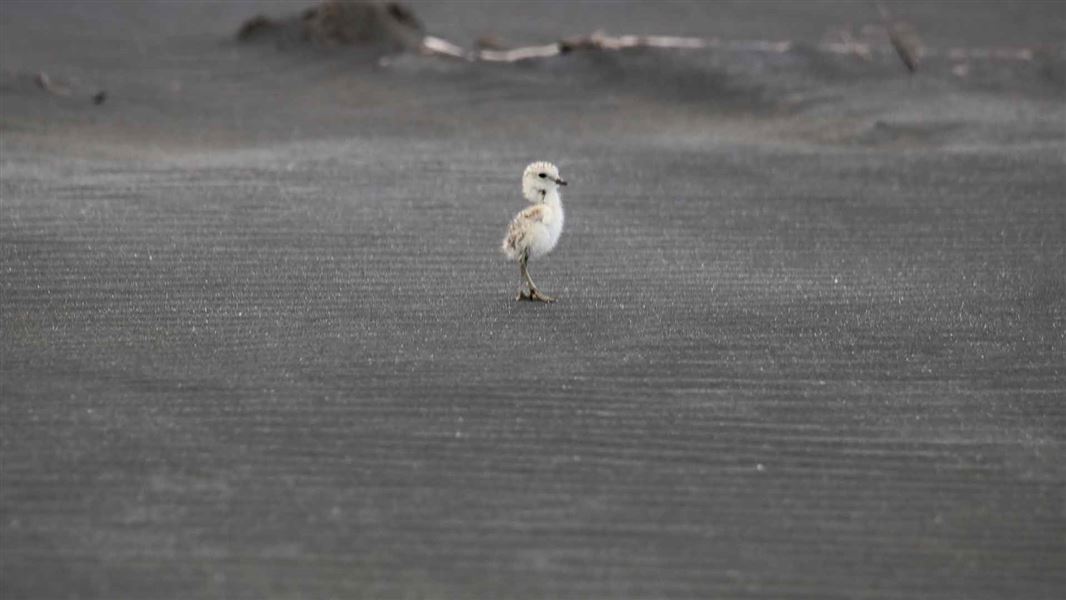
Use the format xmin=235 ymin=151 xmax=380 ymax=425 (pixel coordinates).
xmin=2 ymin=1 xmax=1064 ymax=598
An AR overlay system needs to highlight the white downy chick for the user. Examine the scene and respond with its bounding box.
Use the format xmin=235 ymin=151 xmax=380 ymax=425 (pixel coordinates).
xmin=501 ymin=161 xmax=568 ymax=303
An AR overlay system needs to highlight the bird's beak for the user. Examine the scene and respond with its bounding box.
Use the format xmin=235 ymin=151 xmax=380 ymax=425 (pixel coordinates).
xmin=555 ymin=178 xmax=568 ymax=186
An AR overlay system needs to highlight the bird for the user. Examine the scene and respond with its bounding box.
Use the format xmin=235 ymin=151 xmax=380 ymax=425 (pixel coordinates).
xmin=501 ymin=161 xmax=568 ymax=303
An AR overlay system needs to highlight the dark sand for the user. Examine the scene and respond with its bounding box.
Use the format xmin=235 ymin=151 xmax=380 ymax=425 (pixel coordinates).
xmin=2 ymin=1 xmax=1064 ymax=598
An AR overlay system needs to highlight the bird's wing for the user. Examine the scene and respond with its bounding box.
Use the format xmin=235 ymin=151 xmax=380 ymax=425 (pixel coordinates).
xmin=515 ymin=204 xmax=549 ymax=225
xmin=503 ymin=204 xmax=550 ymax=256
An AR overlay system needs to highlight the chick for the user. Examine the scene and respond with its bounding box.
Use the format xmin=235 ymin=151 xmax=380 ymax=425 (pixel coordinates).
xmin=501 ymin=162 xmax=568 ymax=303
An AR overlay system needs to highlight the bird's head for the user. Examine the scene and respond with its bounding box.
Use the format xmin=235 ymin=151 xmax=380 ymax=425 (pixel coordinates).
xmin=522 ymin=161 xmax=567 ymax=203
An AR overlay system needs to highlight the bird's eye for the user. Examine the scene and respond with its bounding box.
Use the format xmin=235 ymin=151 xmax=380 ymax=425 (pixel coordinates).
xmin=538 ymin=173 xmax=547 ymax=178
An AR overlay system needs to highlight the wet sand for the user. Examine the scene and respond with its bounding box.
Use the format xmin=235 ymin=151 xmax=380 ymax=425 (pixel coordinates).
xmin=2 ymin=1 xmax=1064 ymax=598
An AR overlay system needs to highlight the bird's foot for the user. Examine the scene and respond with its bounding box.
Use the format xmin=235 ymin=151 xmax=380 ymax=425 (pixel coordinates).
xmin=529 ymin=289 xmax=556 ymax=303
xmin=515 ymin=289 xmax=555 ymax=303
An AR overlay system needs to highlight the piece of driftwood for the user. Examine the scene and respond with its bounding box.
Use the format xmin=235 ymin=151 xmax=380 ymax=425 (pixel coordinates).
xmin=34 ymin=71 xmax=70 ymax=96
xmin=235 ymin=2 xmax=1046 ymax=67
xmin=878 ymin=4 xmax=922 ymax=73
xmin=417 ymin=29 xmax=1038 ymax=66
xmin=886 ymin=26 xmax=921 ymax=72
xmin=421 ymin=32 xmax=792 ymax=63
xmin=33 ymin=70 xmax=107 ymax=104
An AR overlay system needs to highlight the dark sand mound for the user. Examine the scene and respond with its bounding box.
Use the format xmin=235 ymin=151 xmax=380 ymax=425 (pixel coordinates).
xmin=237 ymin=0 xmax=424 ymax=53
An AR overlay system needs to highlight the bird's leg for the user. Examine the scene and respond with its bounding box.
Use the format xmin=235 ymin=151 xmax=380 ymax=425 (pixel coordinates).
xmin=518 ymin=255 xmax=555 ymax=303
xmin=516 ymin=255 xmax=533 ymax=301
xmin=516 ymin=258 xmax=532 ymax=301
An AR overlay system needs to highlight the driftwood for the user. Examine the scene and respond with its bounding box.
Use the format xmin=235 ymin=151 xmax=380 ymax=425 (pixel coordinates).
xmin=34 ymin=71 xmax=70 ymax=96
xmin=422 ymin=32 xmax=788 ymax=63
xmin=236 ymin=2 xmax=1048 ymax=71
xmin=878 ymin=4 xmax=921 ymax=72
xmin=33 ymin=71 xmax=108 ymax=104
xmin=419 ymin=29 xmax=1042 ymax=69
